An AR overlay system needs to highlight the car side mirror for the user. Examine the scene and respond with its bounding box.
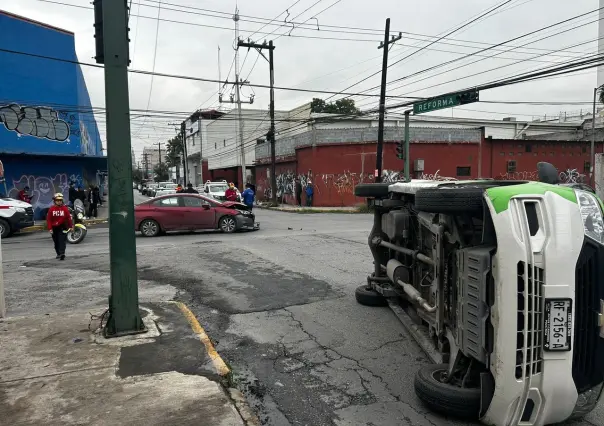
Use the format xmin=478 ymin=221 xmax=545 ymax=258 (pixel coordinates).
xmin=202 ymin=204 xmax=210 ymax=210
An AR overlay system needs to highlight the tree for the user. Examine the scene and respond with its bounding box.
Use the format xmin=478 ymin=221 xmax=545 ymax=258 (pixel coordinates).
xmin=310 ymin=97 xmax=360 ymax=115
xmin=165 ymin=134 xmax=183 ymax=182
xmin=132 ymin=168 xmax=144 ymax=183
xmin=153 ymin=163 xmax=170 ymax=182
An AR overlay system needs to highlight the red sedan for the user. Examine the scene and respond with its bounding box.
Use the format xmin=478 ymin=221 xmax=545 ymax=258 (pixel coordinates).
xmin=135 ymin=193 xmax=258 ymax=237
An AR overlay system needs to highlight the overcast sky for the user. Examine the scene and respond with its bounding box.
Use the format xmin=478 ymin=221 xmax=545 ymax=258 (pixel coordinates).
xmin=0 ymin=0 xmax=600 ymax=160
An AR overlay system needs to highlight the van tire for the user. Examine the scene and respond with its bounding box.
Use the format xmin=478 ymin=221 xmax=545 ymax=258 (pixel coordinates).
xmin=0 ymin=219 xmax=10 ymax=238
xmin=355 ymin=183 xmax=391 ymax=198
xmin=414 ymin=364 xmax=481 ymax=420
xmin=415 ymin=187 xmax=484 ymax=214
xmin=355 ymin=285 xmax=388 ymax=307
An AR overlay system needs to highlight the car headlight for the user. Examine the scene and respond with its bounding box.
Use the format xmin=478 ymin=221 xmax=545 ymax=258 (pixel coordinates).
xmin=575 ymin=190 xmax=604 ymax=244
xmin=77 ymin=213 xmax=84 ymax=220
xmin=15 ymin=207 xmax=25 ymax=213
xmin=570 ymin=383 xmax=604 ymax=419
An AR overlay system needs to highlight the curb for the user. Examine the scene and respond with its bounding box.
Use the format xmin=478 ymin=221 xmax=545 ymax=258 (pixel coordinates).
xmin=20 ymin=219 xmax=108 ymax=233
xmin=256 ymin=206 xmax=365 ymax=214
xmin=173 ymin=301 xmax=231 ymax=378
xmin=172 ymin=301 xmax=261 ymax=425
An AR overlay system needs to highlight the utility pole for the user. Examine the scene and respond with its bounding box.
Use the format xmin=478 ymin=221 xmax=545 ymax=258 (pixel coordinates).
xmin=237 ymin=38 xmax=276 ymax=202
xmin=181 ymin=122 xmax=189 ymax=185
xmin=375 ymin=18 xmax=402 ymax=183
xmin=591 ymin=86 xmax=602 ymax=188
xmin=156 ymin=142 xmax=162 ymax=165
xmin=94 ymin=0 xmax=145 ymax=336
xmin=142 ymin=153 xmax=150 ymax=179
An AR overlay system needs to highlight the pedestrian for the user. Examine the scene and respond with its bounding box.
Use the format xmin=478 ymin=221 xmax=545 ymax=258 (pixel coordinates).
xmin=176 ymin=184 xmax=183 ymax=193
xmin=305 ymin=181 xmax=314 ymax=207
xmin=295 ymin=178 xmax=302 ymax=207
xmin=46 ymin=193 xmax=72 ymax=260
xmin=87 ymin=185 xmax=101 ymax=218
xmin=183 ymin=183 xmax=198 ymax=194
xmin=68 ymin=182 xmax=77 ymax=207
xmin=18 ymin=186 xmax=32 ymax=203
xmin=225 ymin=182 xmax=238 ymax=201
xmin=241 ymin=183 xmax=255 ymax=211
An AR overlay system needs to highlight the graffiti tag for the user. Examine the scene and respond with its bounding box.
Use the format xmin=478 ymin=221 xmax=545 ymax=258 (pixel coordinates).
xmin=0 ymin=104 xmax=70 ymax=142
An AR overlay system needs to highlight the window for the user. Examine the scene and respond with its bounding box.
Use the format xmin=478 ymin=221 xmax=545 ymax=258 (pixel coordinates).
xmin=456 ymin=166 xmax=471 ymax=177
xmin=509 ymin=152 xmax=514 ymax=156
xmin=525 ymin=144 xmax=532 ymax=153
xmin=517 ymin=152 xmax=523 ymax=157
xmin=584 ymin=161 xmax=591 ymax=173
xmin=549 ymin=152 xmax=555 ymax=156
xmin=507 ymin=160 xmax=517 ymax=173
xmin=183 ymin=196 xmax=205 ymax=207
xmin=153 ymin=197 xmax=179 ymax=207
xmin=499 ymin=151 xmax=505 ymax=156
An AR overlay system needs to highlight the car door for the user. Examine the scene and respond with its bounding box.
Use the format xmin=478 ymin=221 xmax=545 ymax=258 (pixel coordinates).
xmin=152 ymin=196 xmax=184 ymax=230
xmin=182 ymin=195 xmax=215 ymax=229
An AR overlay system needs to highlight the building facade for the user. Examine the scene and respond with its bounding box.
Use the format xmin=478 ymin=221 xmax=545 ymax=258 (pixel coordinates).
xmin=0 ymin=10 xmax=106 ymax=218
xmin=253 ymin=115 xmax=593 ymax=207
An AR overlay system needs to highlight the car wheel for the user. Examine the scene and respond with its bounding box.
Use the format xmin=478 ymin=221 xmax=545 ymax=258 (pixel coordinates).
xmin=0 ymin=219 xmax=10 ymax=239
xmin=219 ymin=216 xmax=237 ymax=233
xmin=355 ymin=285 xmax=388 ymax=307
xmin=140 ymin=219 xmax=160 ymax=237
xmin=414 ymin=364 xmax=481 ymax=420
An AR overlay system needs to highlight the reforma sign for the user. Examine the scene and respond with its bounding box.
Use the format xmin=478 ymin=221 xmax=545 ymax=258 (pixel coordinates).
xmin=413 ymin=90 xmax=479 ymax=115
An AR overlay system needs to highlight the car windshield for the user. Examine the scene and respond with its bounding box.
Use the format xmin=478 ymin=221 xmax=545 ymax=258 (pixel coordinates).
xmin=209 ymin=184 xmax=228 ymax=192
xmin=165 ymin=184 xmax=178 ymax=189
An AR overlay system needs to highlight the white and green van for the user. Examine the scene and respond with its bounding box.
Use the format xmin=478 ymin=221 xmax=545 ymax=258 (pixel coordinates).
xmin=355 ymin=162 xmax=604 ymax=425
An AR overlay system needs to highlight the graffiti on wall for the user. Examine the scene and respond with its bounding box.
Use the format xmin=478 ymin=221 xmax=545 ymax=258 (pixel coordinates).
xmin=7 ymin=173 xmax=83 ymax=216
xmin=419 ymin=169 xmax=457 ymax=181
xmin=382 ymin=170 xmax=403 ymax=183
xmin=0 ymin=104 xmax=70 ymax=142
xmin=498 ymin=168 xmax=586 ymax=183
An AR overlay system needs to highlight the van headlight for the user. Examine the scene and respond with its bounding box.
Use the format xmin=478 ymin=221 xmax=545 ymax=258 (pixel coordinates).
xmin=15 ymin=207 xmax=25 ymax=213
xmin=570 ymin=383 xmax=604 ymax=419
xmin=575 ymin=190 xmax=604 ymax=244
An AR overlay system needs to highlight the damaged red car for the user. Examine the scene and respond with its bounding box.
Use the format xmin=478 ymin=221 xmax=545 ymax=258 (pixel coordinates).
xmin=134 ymin=193 xmax=259 ymax=237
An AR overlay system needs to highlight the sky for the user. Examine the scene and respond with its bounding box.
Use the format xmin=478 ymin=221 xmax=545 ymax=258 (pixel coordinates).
xmin=0 ymin=0 xmax=600 ymax=162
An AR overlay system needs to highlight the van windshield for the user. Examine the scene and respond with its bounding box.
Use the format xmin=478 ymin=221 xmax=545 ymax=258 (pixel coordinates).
xmin=210 ymin=184 xmax=228 ymax=192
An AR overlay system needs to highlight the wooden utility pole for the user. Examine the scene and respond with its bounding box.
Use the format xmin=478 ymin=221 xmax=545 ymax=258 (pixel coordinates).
xmin=375 ymin=18 xmax=402 ymax=183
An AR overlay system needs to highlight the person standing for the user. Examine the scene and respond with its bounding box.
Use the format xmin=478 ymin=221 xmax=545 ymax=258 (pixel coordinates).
xmin=47 ymin=193 xmax=73 ymax=260
xmin=225 ymin=182 xmax=238 ymax=201
xmin=241 ymin=184 xmax=255 ymax=211
xmin=87 ymin=185 xmax=101 ymax=218
xmin=295 ymin=178 xmax=302 ymax=207
xmin=183 ymin=183 xmax=198 ymax=194
xmin=68 ymin=183 xmax=77 ymax=207
xmin=18 ymin=186 xmax=32 ymax=203
xmin=305 ymin=181 xmax=314 ymax=207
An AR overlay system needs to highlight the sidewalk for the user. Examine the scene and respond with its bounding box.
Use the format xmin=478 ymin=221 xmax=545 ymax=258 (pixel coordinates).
xmin=257 ymin=203 xmax=364 ymax=214
xmin=0 ymin=302 xmax=257 ymax=426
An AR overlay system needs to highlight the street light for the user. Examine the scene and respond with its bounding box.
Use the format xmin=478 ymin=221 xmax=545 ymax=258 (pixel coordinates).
xmin=591 ymin=85 xmax=604 ymax=188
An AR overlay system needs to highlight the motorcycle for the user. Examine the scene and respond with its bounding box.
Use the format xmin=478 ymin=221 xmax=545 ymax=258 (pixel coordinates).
xmin=67 ymin=199 xmax=87 ymax=244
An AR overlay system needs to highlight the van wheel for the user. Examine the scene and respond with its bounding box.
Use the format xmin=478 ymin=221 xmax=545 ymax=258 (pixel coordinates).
xmin=415 ymin=187 xmax=485 ymax=214
xmin=0 ymin=219 xmax=10 ymax=238
xmin=355 ymin=285 xmax=388 ymax=307
xmin=414 ymin=364 xmax=481 ymax=420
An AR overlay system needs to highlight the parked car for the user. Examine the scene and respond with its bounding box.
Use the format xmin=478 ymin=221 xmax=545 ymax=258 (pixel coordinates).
xmin=154 ymin=188 xmax=176 ymax=197
xmin=0 ymin=197 xmax=35 ymax=238
xmin=146 ymin=183 xmax=159 ymax=197
xmin=354 ymin=162 xmax=604 ymax=425
xmin=202 ymin=180 xmax=241 ymax=202
xmin=134 ymin=193 xmax=259 ymax=237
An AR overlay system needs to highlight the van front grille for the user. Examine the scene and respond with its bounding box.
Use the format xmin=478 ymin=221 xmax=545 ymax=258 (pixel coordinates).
xmin=516 ymin=261 xmax=544 ymax=379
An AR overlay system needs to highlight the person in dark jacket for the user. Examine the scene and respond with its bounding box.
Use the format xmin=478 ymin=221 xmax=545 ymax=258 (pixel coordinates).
xmin=87 ymin=185 xmax=102 ymax=218
xmin=295 ymin=178 xmax=302 ymax=207
xmin=183 ymin=183 xmax=198 ymax=194
xmin=68 ymin=183 xmax=77 ymax=207
xmin=305 ymin=181 xmax=314 ymax=207
xmin=47 ymin=193 xmax=73 ymax=260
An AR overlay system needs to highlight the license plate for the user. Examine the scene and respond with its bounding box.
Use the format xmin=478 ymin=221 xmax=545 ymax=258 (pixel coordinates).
xmin=544 ymin=299 xmax=572 ymax=352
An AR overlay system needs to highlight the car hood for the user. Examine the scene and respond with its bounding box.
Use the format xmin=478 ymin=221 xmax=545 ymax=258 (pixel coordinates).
xmin=221 ymin=201 xmax=250 ymax=210
xmin=0 ymin=198 xmax=32 ymax=208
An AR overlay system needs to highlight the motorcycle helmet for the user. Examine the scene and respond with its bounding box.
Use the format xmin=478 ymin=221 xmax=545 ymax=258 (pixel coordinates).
xmin=53 ymin=193 xmax=64 ymax=201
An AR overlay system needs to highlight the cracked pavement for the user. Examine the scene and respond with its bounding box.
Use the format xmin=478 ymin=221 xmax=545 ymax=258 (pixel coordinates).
xmin=3 ymin=192 xmax=603 ymax=425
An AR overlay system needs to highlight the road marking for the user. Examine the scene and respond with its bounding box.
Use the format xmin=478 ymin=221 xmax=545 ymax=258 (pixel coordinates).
xmin=173 ymin=301 xmax=231 ymax=377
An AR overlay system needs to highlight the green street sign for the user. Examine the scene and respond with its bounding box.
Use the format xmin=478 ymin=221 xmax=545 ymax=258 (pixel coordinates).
xmin=413 ymin=89 xmax=479 ymax=115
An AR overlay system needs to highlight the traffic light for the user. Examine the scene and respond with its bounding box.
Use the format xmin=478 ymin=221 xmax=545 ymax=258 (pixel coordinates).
xmin=396 ymin=140 xmax=404 ymax=160
xmin=459 ymin=90 xmax=479 ymax=105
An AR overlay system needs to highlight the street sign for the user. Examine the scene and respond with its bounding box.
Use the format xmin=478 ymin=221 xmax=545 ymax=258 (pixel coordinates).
xmin=413 ymin=89 xmax=479 ymax=115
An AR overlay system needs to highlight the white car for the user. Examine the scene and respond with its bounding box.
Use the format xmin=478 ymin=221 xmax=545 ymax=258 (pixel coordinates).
xmin=0 ymin=197 xmax=35 ymax=238
xmin=154 ymin=188 xmax=176 ymax=197
xmin=202 ymin=180 xmax=241 ymax=202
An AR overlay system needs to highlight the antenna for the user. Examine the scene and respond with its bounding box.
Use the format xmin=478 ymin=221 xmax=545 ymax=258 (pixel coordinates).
xmin=217 ymin=45 xmax=222 ymax=99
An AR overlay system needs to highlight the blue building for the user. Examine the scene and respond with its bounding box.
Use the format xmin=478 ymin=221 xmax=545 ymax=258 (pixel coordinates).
xmin=0 ymin=10 xmax=106 ymax=219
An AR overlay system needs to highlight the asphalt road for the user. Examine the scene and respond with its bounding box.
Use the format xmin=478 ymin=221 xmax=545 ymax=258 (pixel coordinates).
xmin=2 ymin=191 xmax=600 ymax=426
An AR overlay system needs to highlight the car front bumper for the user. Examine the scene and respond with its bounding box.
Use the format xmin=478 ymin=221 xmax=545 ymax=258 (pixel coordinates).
xmin=483 ymin=191 xmax=604 ymax=425
xmin=235 ymin=214 xmax=259 ymax=230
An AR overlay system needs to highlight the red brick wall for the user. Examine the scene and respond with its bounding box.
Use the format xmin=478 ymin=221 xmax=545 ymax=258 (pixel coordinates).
xmin=255 ymin=161 xmax=298 ymax=203
xmin=209 ymin=166 xmax=242 ymax=187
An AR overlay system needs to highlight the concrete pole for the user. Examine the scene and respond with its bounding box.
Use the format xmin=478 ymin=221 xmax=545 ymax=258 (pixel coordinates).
xmin=592 ymin=87 xmax=598 ymax=188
